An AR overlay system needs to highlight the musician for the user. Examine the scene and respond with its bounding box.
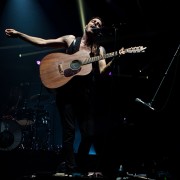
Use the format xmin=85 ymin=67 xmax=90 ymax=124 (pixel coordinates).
xmin=5 ymin=17 xmax=125 ymax=176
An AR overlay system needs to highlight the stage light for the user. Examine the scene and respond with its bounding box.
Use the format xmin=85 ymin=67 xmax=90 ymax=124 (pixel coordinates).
xmin=36 ymin=60 xmax=41 ymax=65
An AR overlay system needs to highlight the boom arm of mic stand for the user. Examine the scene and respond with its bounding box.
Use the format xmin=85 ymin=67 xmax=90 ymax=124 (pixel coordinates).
xmin=148 ymin=43 xmax=180 ymax=110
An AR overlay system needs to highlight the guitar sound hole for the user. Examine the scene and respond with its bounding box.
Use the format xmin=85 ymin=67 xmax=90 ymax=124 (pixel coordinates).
xmin=70 ymin=60 xmax=82 ymax=70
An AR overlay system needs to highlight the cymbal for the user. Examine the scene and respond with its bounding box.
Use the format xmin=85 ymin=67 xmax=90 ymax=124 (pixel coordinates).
xmin=30 ymin=94 xmax=49 ymax=101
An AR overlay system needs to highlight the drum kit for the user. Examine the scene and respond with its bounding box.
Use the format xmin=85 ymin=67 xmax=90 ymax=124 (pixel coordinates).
xmin=0 ymin=88 xmax=52 ymax=151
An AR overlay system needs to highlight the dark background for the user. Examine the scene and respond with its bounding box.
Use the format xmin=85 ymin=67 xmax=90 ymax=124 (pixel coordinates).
xmin=0 ymin=0 xmax=180 ymax=178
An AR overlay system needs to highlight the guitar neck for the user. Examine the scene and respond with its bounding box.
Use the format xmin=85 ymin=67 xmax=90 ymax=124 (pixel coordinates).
xmin=82 ymin=46 xmax=146 ymax=65
xmin=83 ymin=51 xmax=119 ymax=65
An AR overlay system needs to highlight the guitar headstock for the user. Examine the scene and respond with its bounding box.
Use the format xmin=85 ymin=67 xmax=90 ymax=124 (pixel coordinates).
xmin=125 ymin=46 xmax=147 ymax=53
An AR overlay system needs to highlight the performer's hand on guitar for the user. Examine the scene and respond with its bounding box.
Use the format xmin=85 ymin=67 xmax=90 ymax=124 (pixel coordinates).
xmin=119 ymin=46 xmax=147 ymax=55
xmin=119 ymin=47 xmax=126 ymax=55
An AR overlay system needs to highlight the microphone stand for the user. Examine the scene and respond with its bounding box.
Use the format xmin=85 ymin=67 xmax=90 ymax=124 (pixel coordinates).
xmin=111 ymin=26 xmax=120 ymax=74
xmin=137 ymin=43 xmax=180 ymax=111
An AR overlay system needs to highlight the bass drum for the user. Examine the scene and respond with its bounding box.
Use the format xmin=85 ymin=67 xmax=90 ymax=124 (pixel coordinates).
xmin=0 ymin=118 xmax=22 ymax=151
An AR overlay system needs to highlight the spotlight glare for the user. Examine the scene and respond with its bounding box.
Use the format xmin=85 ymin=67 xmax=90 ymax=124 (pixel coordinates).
xmin=36 ymin=60 xmax=41 ymax=65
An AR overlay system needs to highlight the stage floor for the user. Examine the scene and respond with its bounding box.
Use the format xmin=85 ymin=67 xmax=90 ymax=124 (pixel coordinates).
xmin=0 ymin=149 xmax=178 ymax=180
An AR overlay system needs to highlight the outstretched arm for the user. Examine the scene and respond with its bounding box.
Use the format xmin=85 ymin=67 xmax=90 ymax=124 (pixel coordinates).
xmin=5 ymin=29 xmax=49 ymax=46
xmin=5 ymin=28 xmax=75 ymax=48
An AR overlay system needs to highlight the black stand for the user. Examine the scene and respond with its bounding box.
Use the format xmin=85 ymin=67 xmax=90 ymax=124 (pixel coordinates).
xmin=31 ymin=84 xmax=51 ymax=150
xmin=136 ymin=43 xmax=180 ymax=111
xmin=111 ymin=26 xmax=121 ymax=75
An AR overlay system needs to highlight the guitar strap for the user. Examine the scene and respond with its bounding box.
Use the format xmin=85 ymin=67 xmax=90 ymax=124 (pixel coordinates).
xmin=66 ymin=37 xmax=81 ymax=54
xmin=66 ymin=36 xmax=100 ymax=81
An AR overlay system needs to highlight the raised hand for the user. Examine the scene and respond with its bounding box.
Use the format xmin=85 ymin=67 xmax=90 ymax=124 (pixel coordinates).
xmin=5 ymin=29 xmax=19 ymax=38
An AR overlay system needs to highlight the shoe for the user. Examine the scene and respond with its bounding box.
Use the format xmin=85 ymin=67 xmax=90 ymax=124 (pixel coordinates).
xmin=55 ymin=161 xmax=80 ymax=176
xmin=53 ymin=172 xmax=66 ymax=177
xmin=56 ymin=161 xmax=66 ymax=173
xmin=87 ymin=172 xmax=104 ymax=178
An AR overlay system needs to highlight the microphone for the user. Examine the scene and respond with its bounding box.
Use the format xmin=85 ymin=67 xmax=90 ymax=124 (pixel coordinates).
xmin=92 ymin=28 xmax=103 ymax=36
xmin=92 ymin=23 xmax=126 ymax=32
xmin=92 ymin=27 xmax=114 ymax=36
xmin=135 ymin=98 xmax=155 ymax=111
xmin=92 ymin=27 xmax=113 ymax=30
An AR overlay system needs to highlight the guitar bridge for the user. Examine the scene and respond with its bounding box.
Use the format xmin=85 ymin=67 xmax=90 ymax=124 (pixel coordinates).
xmin=58 ymin=63 xmax=64 ymax=75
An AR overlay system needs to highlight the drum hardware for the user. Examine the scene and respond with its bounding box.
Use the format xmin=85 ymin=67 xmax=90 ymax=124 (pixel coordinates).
xmin=14 ymin=107 xmax=35 ymax=126
xmin=33 ymin=109 xmax=52 ymax=150
xmin=31 ymin=126 xmax=52 ymax=151
xmin=17 ymin=123 xmax=34 ymax=150
xmin=1 ymin=107 xmax=52 ymax=151
xmin=29 ymin=94 xmax=50 ymax=102
xmin=35 ymin=109 xmax=50 ymax=125
xmin=19 ymin=108 xmax=52 ymax=151
xmin=6 ymin=86 xmax=23 ymax=111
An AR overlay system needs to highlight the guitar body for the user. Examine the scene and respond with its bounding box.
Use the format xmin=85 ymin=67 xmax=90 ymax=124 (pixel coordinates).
xmin=40 ymin=50 xmax=92 ymax=89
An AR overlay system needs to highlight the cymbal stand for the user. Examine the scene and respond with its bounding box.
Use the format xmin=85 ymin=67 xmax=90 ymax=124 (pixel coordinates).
xmin=43 ymin=123 xmax=52 ymax=150
xmin=32 ymin=84 xmax=52 ymax=150
xmin=37 ymin=113 xmax=51 ymax=150
xmin=30 ymin=85 xmax=43 ymax=150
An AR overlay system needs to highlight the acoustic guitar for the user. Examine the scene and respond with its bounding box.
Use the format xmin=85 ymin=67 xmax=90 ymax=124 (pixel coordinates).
xmin=40 ymin=46 xmax=147 ymax=89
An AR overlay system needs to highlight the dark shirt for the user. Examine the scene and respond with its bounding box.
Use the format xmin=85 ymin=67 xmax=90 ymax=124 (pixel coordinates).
xmin=55 ymin=37 xmax=100 ymax=107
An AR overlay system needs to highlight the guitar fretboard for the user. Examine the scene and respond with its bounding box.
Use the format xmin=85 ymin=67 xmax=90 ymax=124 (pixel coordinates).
xmin=83 ymin=51 xmax=119 ymax=65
